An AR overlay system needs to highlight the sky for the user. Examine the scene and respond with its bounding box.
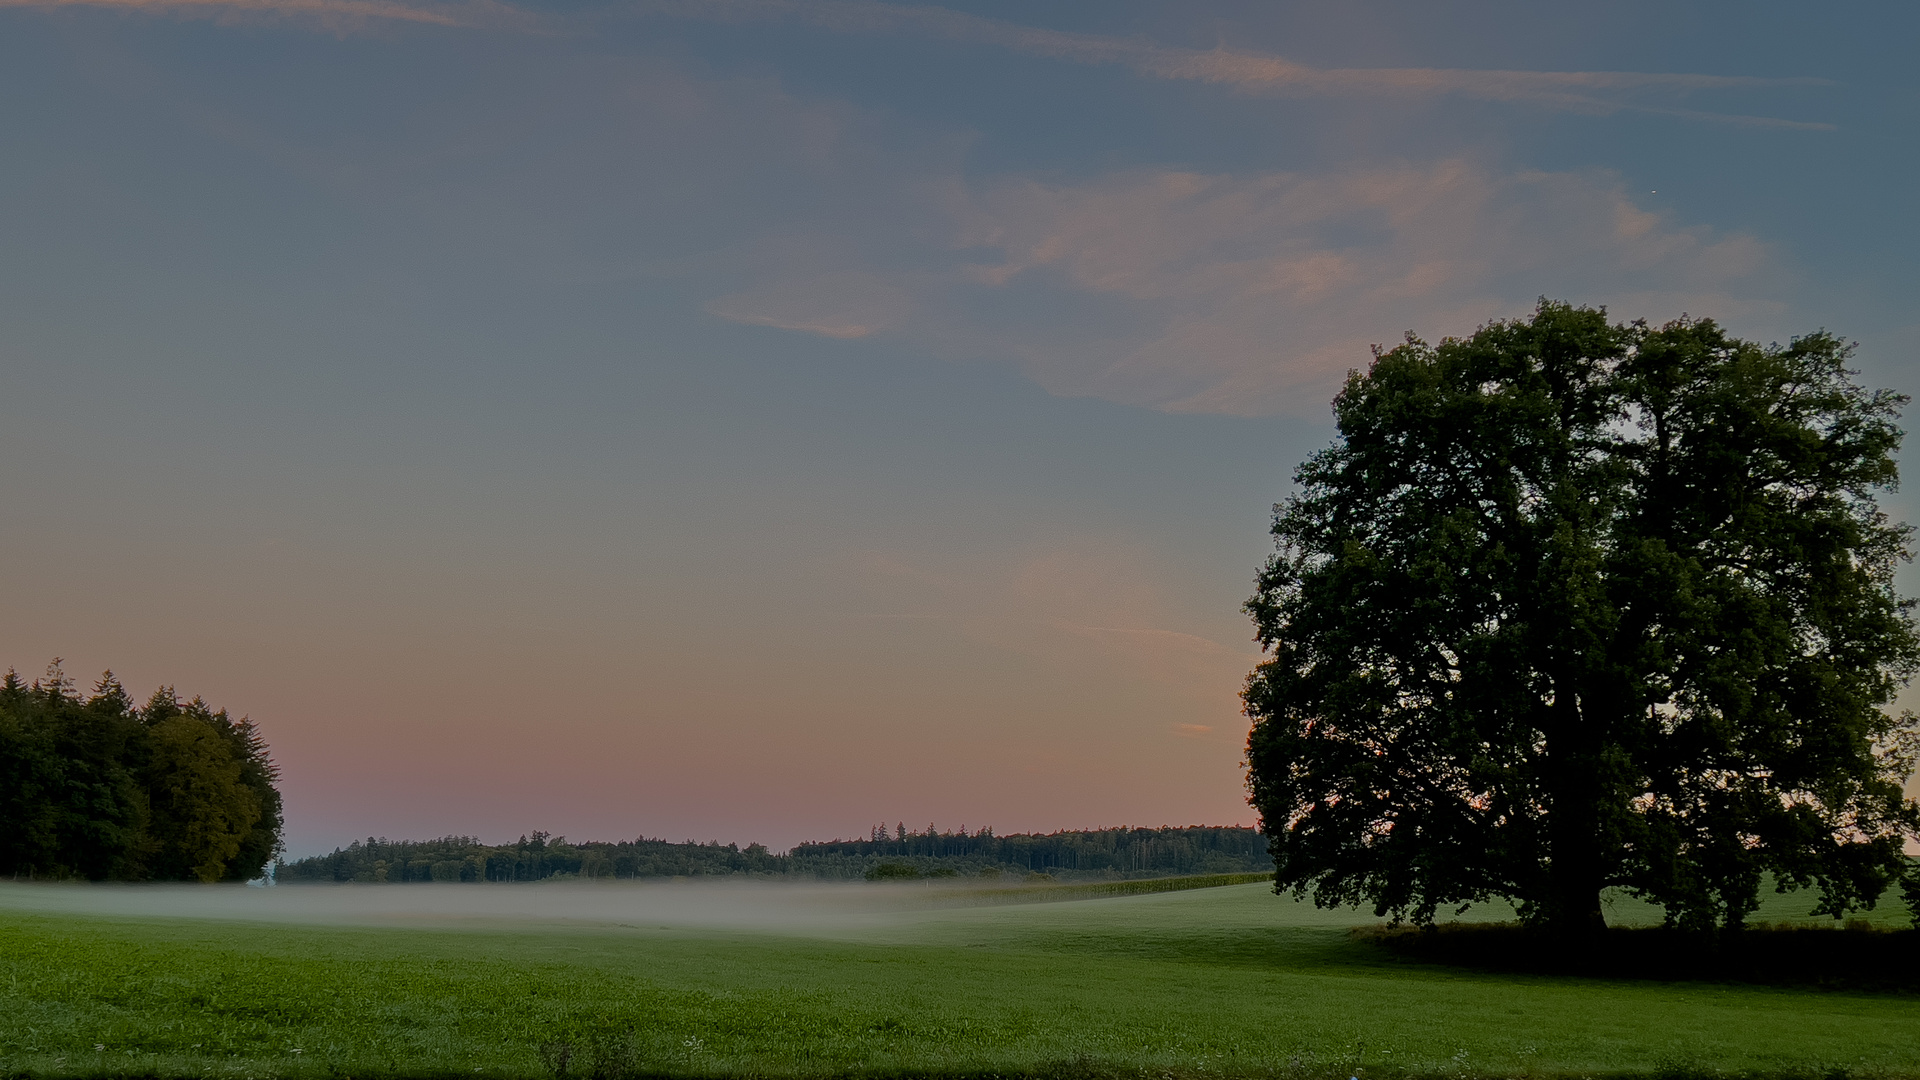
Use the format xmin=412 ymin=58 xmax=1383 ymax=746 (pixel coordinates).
xmin=2 ymin=0 xmax=1917 ymax=858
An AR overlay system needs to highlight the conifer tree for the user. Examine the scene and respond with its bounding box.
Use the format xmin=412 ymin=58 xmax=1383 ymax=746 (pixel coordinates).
xmin=0 ymin=666 xmax=281 ymax=882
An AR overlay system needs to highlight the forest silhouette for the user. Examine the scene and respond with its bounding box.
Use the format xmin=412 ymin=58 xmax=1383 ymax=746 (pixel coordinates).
xmin=0 ymin=661 xmax=282 ymax=883
xmin=278 ymin=824 xmax=1270 ymax=883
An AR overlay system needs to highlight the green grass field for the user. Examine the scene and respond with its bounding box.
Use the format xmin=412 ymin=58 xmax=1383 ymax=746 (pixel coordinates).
xmin=1 ymin=878 xmax=1915 ymax=1080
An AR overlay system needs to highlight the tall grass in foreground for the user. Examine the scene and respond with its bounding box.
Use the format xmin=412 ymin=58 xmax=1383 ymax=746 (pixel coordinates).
xmin=1 ymin=881 xmax=1916 ymax=1080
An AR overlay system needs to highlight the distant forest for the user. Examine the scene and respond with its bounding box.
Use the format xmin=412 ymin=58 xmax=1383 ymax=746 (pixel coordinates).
xmin=278 ymin=824 xmax=1269 ymax=883
xmin=0 ymin=662 xmax=283 ymax=882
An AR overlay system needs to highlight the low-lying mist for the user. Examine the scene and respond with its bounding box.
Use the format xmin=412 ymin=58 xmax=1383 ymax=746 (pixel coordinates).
xmin=0 ymin=878 xmax=969 ymax=936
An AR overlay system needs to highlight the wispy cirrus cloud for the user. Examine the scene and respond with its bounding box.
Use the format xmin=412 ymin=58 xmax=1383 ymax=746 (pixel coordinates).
xmin=0 ymin=0 xmax=531 ymax=30
xmin=710 ymin=159 xmax=1786 ymax=416
xmin=25 ymin=0 xmax=1798 ymax=419
xmin=7 ymin=0 xmax=1835 ymax=131
xmin=643 ymin=0 xmax=1833 ymax=129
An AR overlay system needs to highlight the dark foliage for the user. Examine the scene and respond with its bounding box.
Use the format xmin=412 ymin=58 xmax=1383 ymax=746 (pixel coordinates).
xmin=0 ymin=660 xmax=282 ymax=882
xmin=278 ymin=830 xmax=786 ymax=883
xmin=795 ymin=823 xmax=1270 ymax=876
xmin=1359 ymin=921 xmax=1920 ymax=991
xmin=865 ymin=861 xmax=923 ymax=880
xmin=1246 ymin=302 xmax=1920 ymax=935
xmin=278 ymin=825 xmax=1270 ymax=882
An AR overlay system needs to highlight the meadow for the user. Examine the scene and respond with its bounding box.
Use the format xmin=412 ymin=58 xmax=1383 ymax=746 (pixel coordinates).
xmin=1 ymin=878 xmax=1915 ymax=1080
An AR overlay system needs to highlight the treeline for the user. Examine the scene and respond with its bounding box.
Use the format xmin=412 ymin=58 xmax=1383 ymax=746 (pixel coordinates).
xmin=0 ymin=661 xmax=282 ymax=882
xmin=797 ymin=823 xmax=1270 ymax=876
xmin=278 ymin=825 xmax=1270 ymax=883
xmin=279 ymin=831 xmax=784 ymax=883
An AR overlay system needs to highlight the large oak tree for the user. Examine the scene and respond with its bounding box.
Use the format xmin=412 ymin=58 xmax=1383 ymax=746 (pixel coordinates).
xmin=1244 ymin=301 xmax=1920 ymax=935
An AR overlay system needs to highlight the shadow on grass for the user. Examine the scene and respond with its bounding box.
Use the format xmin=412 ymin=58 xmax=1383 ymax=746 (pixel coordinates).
xmin=1355 ymin=922 xmax=1920 ymax=991
xmin=508 ymin=1060 xmax=1891 ymax=1080
xmin=942 ymin=921 xmax=1477 ymax=981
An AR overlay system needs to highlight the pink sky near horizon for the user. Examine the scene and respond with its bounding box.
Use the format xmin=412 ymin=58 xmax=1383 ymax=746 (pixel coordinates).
xmin=2 ymin=514 xmax=1267 ymax=856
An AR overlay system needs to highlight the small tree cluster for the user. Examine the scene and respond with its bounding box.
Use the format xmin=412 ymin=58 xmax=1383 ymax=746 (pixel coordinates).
xmin=0 ymin=660 xmax=282 ymax=882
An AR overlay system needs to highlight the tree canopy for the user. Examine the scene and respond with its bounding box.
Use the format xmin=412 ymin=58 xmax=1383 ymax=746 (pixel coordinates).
xmin=0 ymin=661 xmax=281 ymax=882
xmin=1244 ymin=301 xmax=1920 ymax=934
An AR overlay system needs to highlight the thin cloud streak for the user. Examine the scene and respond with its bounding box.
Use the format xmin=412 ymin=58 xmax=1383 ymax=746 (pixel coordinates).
xmin=0 ymin=0 xmax=527 ymax=29
xmin=647 ymin=0 xmax=1832 ymax=127
xmin=708 ymin=311 xmax=876 ymax=338
xmin=705 ymin=270 xmax=914 ymax=340
xmin=5 ymin=0 xmax=1834 ymax=130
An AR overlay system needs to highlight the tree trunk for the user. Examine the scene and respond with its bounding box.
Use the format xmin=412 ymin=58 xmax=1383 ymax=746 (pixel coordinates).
xmin=1546 ymin=690 xmax=1609 ymax=946
xmin=1547 ymin=849 xmax=1607 ymax=941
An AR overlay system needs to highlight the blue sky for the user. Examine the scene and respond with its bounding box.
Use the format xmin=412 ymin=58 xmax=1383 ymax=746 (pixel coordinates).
xmin=2 ymin=0 xmax=1916 ymax=855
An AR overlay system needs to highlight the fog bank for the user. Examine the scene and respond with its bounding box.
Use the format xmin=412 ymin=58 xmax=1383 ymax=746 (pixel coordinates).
xmin=0 ymin=879 xmax=958 ymax=936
